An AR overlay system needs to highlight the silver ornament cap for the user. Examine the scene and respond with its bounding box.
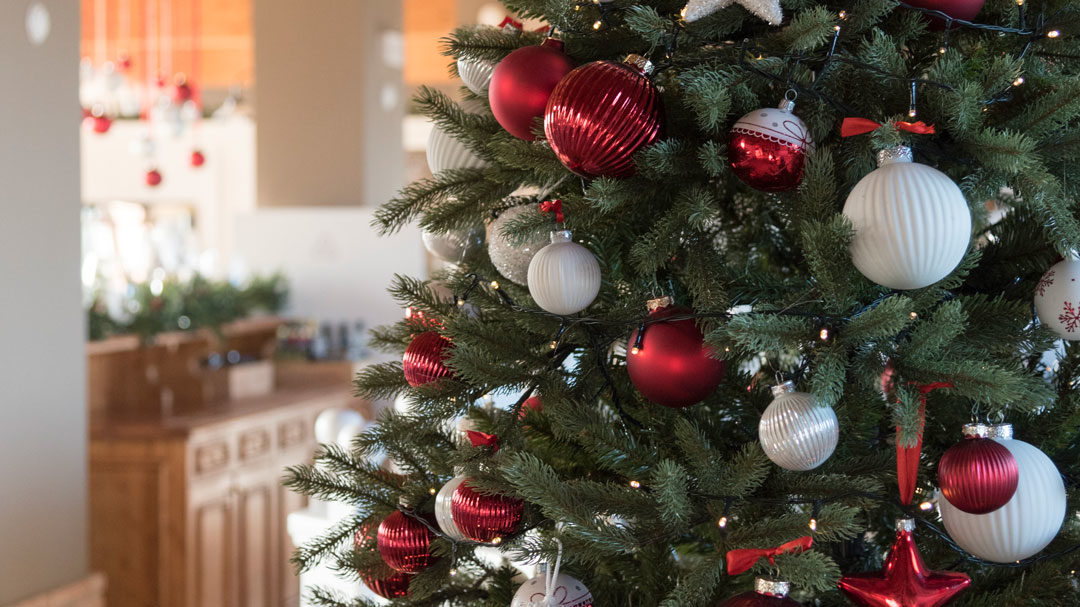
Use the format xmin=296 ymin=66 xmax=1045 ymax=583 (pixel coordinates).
xmin=961 ymin=423 xmax=990 ymax=439
xmin=770 ymin=380 xmax=796 ymax=398
xmin=646 ymin=295 xmax=674 ymax=312
xmin=755 ymin=578 xmax=791 ymax=598
xmin=895 ymin=518 xmax=916 ymax=532
xmin=876 ymin=145 xmax=913 ymax=167
xmin=986 ymin=423 xmax=1014 ymax=440
xmin=624 ymin=54 xmax=655 ymax=76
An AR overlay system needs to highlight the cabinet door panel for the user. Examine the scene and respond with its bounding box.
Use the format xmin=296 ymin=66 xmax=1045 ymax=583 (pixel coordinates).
xmin=237 ymin=482 xmax=276 ymax=607
xmin=193 ymin=498 xmax=232 ymax=607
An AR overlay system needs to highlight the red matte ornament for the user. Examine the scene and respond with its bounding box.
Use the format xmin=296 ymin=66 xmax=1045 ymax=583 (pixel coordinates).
xmin=450 ymin=480 xmax=523 ymax=542
xmin=728 ymin=98 xmax=812 ymax=192
xmin=627 ymin=298 xmax=726 ymax=408
xmin=354 ymin=526 xmax=411 ymax=599
xmin=838 ymin=519 xmax=970 ymax=607
xmin=720 ymin=579 xmax=803 ymax=606
xmin=376 ymin=510 xmax=437 ymax=573
xmin=402 ymin=331 xmax=455 ymax=387
xmin=937 ymin=424 xmax=1019 ymax=514
xmin=544 ymin=55 xmax=664 ymax=178
xmin=518 ymin=395 xmax=543 ymax=419
xmin=488 ymin=38 xmax=573 ymax=140
xmin=145 ymin=168 xmax=163 ymax=187
xmin=191 ymin=150 xmax=206 ymax=167
xmin=90 ymin=114 xmax=112 ymax=134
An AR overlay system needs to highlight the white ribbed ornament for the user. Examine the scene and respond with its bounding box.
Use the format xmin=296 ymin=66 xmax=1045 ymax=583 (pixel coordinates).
xmin=938 ymin=424 xmax=1066 ymax=562
xmin=758 ymin=382 xmax=839 ymax=471
xmin=458 ymin=56 xmax=494 ymax=95
xmin=527 ymin=230 xmax=602 ymax=315
xmin=842 ymin=146 xmax=971 ymax=290
xmin=487 ymin=205 xmax=548 ymax=286
xmin=1033 ymin=257 xmax=1080 ymax=340
xmin=435 ymin=474 xmax=469 ymax=541
xmin=426 ymin=123 xmax=490 ymax=174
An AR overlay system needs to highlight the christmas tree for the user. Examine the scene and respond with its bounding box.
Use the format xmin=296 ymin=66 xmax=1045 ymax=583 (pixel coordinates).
xmin=286 ymin=0 xmax=1080 ymax=604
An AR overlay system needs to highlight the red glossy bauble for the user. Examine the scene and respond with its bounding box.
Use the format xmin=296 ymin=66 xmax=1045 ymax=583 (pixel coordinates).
xmin=904 ymin=0 xmax=985 ymax=27
xmin=544 ymin=56 xmax=664 ymax=178
xmin=488 ymin=39 xmax=573 ymax=140
xmin=172 ymin=79 xmax=194 ymax=103
xmin=720 ymin=580 xmax=802 ymax=606
xmin=354 ymin=526 xmax=411 ymax=598
xmin=90 ymin=115 xmax=113 ymax=134
xmin=376 ymin=511 xmax=437 ymax=573
xmin=626 ymin=301 xmax=726 ymax=408
xmin=937 ymin=425 xmax=1018 ymax=514
xmin=145 ymin=168 xmax=163 ymax=187
xmin=450 ymin=479 xmax=523 ymax=542
xmin=191 ymin=150 xmax=206 ymax=167
xmin=518 ymin=395 xmax=543 ymax=419
xmin=402 ymin=331 xmax=455 ymax=387
xmin=727 ymin=100 xmax=812 ymax=192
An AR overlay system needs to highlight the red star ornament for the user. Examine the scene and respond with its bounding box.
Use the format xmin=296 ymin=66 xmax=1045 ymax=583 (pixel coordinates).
xmin=838 ymin=519 xmax=970 ymax=607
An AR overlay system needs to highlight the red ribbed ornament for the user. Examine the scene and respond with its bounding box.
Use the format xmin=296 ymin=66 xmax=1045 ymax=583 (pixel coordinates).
xmin=402 ymin=331 xmax=454 ymax=387
xmin=626 ymin=298 xmax=726 ymax=408
xmin=450 ymin=480 xmax=523 ymax=542
xmin=544 ymin=55 xmax=664 ymax=178
xmin=376 ymin=511 xmax=437 ymax=573
xmin=489 ymin=39 xmax=574 ymax=140
xmin=937 ymin=424 xmax=1019 ymax=514
xmin=354 ymin=526 xmax=411 ymax=598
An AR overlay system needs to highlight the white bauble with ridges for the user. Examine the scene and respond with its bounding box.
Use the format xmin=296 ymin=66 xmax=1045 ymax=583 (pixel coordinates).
xmin=458 ymin=56 xmax=494 ymax=95
xmin=842 ymin=146 xmax=971 ymax=290
xmin=487 ymin=205 xmax=549 ymax=286
xmin=426 ymin=123 xmax=489 ymax=174
xmin=435 ymin=475 xmax=469 ymax=541
xmin=1033 ymin=257 xmax=1080 ymax=340
xmin=758 ymin=381 xmax=839 ymax=471
xmin=938 ymin=424 xmax=1066 ymax=562
xmin=527 ymin=230 xmax=602 ymax=315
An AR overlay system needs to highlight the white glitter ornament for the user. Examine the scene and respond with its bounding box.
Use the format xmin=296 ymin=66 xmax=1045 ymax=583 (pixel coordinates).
xmin=435 ymin=474 xmax=469 ymax=541
xmin=938 ymin=424 xmax=1066 ymax=562
xmin=527 ymin=230 xmax=602 ymax=315
xmin=422 ymin=225 xmax=484 ymax=264
xmin=842 ymin=146 xmax=971 ymax=290
xmin=682 ymin=0 xmax=782 ymax=25
xmin=1033 ymin=256 xmax=1080 ymax=340
xmin=487 ymin=205 xmax=549 ymax=286
xmin=758 ymin=381 xmax=839 ymax=471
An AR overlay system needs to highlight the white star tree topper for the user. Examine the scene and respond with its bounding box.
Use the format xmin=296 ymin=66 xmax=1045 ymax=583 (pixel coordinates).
xmin=682 ymin=0 xmax=783 ymax=26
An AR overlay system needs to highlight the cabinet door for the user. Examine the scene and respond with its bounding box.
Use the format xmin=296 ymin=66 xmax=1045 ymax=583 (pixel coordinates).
xmin=191 ymin=492 xmax=233 ymax=607
xmin=279 ymin=482 xmax=308 ymax=607
xmin=235 ymin=471 xmax=279 ymax=607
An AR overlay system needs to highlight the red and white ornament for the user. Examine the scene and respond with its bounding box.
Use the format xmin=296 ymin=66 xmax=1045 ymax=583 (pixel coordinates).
xmin=489 ymin=38 xmax=573 ymax=140
xmin=728 ymin=95 xmax=812 ymax=192
xmin=450 ymin=479 xmax=523 ymax=542
xmin=511 ymin=570 xmax=593 ymax=607
xmin=719 ymin=579 xmax=802 ymax=606
xmin=434 ymin=474 xmax=469 ymax=541
xmin=527 ymin=230 xmax=601 ymax=315
xmin=627 ymin=297 xmax=726 ymax=408
xmin=544 ymin=54 xmax=664 ymax=178
xmin=1033 ymin=256 xmax=1080 ymax=340
xmin=376 ymin=510 xmax=437 ymax=573
xmin=402 ymin=331 xmax=455 ymax=387
xmin=937 ymin=423 xmax=1018 ymax=514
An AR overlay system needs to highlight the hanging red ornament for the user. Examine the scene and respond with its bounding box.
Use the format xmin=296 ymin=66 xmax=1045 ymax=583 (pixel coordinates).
xmin=354 ymin=526 xmax=411 ymax=599
xmin=145 ymin=168 xmax=163 ymax=187
xmin=518 ymin=395 xmax=543 ymax=419
xmin=544 ymin=54 xmax=664 ymax=178
xmin=402 ymin=331 xmax=455 ymax=387
xmin=895 ymin=382 xmax=952 ymax=505
xmin=376 ymin=510 xmax=437 ymax=573
xmin=191 ymin=149 xmax=206 ymax=167
xmin=937 ymin=423 xmax=1019 ymax=514
xmin=90 ymin=114 xmax=113 ymax=134
xmin=903 ymin=0 xmax=985 ymax=28
xmin=489 ymin=38 xmax=574 ymax=140
xmin=172 ymin=75 xmax=194 ymax=103
xmin=720 ymin=579 xmax=802 ymax=606
xmin=728 ymin=95 xmax=812 ymax=192
xmin=450 ymin=479 xmax=523 ymax=542
xmin=626 ymin=297 xmax=726 ymax=408
xmin=838 ymin=519 xmax=970 ymax=607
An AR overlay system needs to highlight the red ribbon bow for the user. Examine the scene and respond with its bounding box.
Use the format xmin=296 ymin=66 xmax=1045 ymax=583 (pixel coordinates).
xmin=499 ymin=16 xmax=524 ymax=31
xmin=895 ymin=381 xmax=954 ymax=505
xmin=840 ymin=117 xmax=936 ymax=137
xmin=540 ymin=199 xmax=564 ymax=224
xmin=466 ymin=430 xmax=499 ymax=453
xmin=725 ymin=536 xmax=814 ymax=575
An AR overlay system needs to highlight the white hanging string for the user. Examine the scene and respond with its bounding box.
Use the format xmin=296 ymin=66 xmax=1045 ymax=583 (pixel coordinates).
xmin=537 ymin=538 xmax=564 ymax=607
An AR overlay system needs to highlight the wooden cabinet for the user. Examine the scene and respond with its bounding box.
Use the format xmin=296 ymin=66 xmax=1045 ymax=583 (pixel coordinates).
xmin=90 ymin=387 xmax=354 ymax=607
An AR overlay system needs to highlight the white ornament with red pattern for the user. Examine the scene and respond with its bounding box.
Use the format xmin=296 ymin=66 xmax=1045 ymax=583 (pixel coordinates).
xmin=1033 ymin=256 xmax=1080 ymax=340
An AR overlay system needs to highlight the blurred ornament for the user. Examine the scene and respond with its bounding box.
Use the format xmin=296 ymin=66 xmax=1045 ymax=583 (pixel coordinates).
xmin=145 ymin=168 xmax=163 ymax=187
xmin=903 ymin=0 xmax=985 ymax=27
xmin=528 ymin=230 xmax=601 ymax=315
xmin=627 ymin=297 xmax=726 ymax=408
xmin=838 ymin=519 xmax=970 ymax=607
xmin=544 ymin=55 xmax=663 ymax=178
xmin=171 ymin=75 xmax=194 ymax=103
xmin=728 ymin=96 xmax=812 ymax=192
xmin=519 ymin=394 xmax=543 ymax=419
xmin=937 ymin=423 xmax=1018 ymax=514
xmin=511 ymin=571 xmax=593 ymax=607
xmin=426 ymin=121 xmax=490 ymax=174
xmin=129 ymin=131 xmax=156 ymax=157
xmin=938 ymin=424 xmax=1066 ymax=562
xmin=314 ymin=408 xmax=365 ymax=444
xmin=489 ymin=38 xmax=573 ymax=140
xmin=843 ymin=146 xmax=971 ymax=290
xmin=487 ymin=205 xmax=548 ymax=286
xmin=719 ymin=579 xmax=802 ymax=606
xmin=377 ymin=510 xmax=437 ymax=573
xmin=458 ymin=57 xmax=494 ymax=95
xmin=422 ymin=225 xmax=485 ymax=264
xmin=435 ymin=474 xmax=469 ymax=541
xmin=1033 ymin=257 xmax=1080 ymax=340
xmin=354 ymin=526 xmax=411 ymax=599
xmin=759 ymin=381 xmax=838 ymax=471
xmin=191 ymin=149 xmax=206 ymax=168
xmin=402 ymin=331 xmax=455 ymax=387
xmin=88 ymin=108 xmax=112 ymax=134
xmin=682 ymin=0 xmax=783 ymax=25
xmin=451 ymin=479 xmax=523 ymax=542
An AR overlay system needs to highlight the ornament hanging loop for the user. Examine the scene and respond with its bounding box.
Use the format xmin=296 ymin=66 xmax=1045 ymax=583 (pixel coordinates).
xmin=908 ymin=79 xmax=918 ymax=118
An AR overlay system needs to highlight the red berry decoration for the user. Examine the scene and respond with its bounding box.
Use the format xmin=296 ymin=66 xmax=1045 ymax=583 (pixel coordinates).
xmin=937 ymin=423 xmax=1019 ymax=514
xmin=489 ymin=38 xmax=573 ymax=140
xmin=450 ymin=479 xmax=523 ymax=542
xmin=376 ymin=510 xmax=437 ymax=573
xmin=354 ymin=527 xmax=411 ymax=599
xmin=191 ymin=149 xmax=206 ymax=167
xmin=728 ymin=96 xmax=812 ymax=192
xmin=720 ymin=579 xmax=802 ymax=606
xmin=627 ymin=297 xmax=726 ymax=408
xmin=145 ymin=168 xmax=163 ymax=187
xmin=544 ymin=54 xmax=664 ymax=178
xmin=402 ymin=331 xmax=454 ymax=387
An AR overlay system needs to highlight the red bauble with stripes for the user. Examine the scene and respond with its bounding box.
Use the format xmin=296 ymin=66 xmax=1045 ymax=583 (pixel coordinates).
xmin=376 ymin=510 xmax=437 ymax=573
xmin=937 ymin=424 xmax=1019 ymax=514
xmin=450 ymin=479 xmax=523 ymax=542
xmin=544 ymin=55 xmax=663 ymax=178
xmin=402 ymin=331 xmax=455 ymax=387
xmin=354 ymin=526 xmax=411 ymax=598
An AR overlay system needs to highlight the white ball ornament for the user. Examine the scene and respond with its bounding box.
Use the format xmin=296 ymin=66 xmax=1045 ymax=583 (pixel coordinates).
xmin=426 ymin=123 xmax=490 ymax=174
xmin=527 ymin=230 xmax=602 ymax=315
xmin=435 ymin=474 xmax=469 ymax=541
xmin=842 ymin=146 xmax=971 ymax=290
xmin=487 ymin=205 xmax=549 ymax=286
xmin=758 ymin=381 xmax=839 ymax=471
xmin=458 ymin=56 xmax=494 ymax=95
xmin=422 ymin=225 xmax=484 ymax=264
xmin=1033 ymin=256 xmax=1080 ymax=340
xmin=511 ymin=570 xmax=594 ymax=607
xmin=938 ymin=424 xmax=1066 ymax=562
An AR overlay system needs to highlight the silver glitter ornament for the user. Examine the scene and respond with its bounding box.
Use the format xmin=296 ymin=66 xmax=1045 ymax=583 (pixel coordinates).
xmin=759 ymin=381 xmax=839 ymax=471
xmin=487 ymin=205 xmax=548 ymax=286
xmin=421 ymin=225 xmax=484 ymax=264
xmin=682 ymin=0 xmax=782 ymax=25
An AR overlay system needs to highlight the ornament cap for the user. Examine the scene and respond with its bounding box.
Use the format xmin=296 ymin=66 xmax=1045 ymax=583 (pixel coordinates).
xmin=550 ymin=229 xmax=573 ymax=244
xmin=624 ymin=54 xmax=655 ymax=76
xmin=778 ymin=98 xmax=795 ymax=113
xmin=895 ymin=518 xmax=916 ymax=532
xmin=645 ymin=296 xmax=674 ymax=312
xmin=961 ymin=423 xmax=991 ymax=439
xmin=540 ymin=38 xmax=564 ymax=51
xmin=876 ymin=145 xmax=913 ymax=167
xmin=770 ymin=380 xmax=797 ymax=398
xmin=754 ymin=578 xmax=791 ymax=598
xmin=987 ymin=423 xmax=1014 ymax=440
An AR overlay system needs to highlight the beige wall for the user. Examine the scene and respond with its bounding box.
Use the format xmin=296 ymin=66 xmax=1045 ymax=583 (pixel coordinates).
xmin=0 ymin=1 xmax=88 ymax=604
